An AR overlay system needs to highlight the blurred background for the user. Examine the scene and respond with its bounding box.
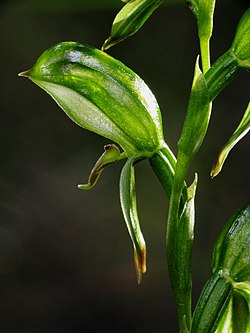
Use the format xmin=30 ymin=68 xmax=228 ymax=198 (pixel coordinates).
xmin=0 ymin=0 xmax=249 ymax=332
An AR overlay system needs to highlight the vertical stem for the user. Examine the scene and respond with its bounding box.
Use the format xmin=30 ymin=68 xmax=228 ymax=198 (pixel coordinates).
xmin=167 ymin=155 xmax=192 ymax=332
xmin=149 ymin=144 xmax=176 ymax=199
xmin=200 ymin=36 xmax=211 ymax=74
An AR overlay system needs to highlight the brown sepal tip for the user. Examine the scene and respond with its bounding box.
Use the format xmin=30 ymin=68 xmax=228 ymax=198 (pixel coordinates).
xmin=18 ymin=70 xmax=31 ymax=78
xmin=134 ymin=247 xmax=146 ymax=285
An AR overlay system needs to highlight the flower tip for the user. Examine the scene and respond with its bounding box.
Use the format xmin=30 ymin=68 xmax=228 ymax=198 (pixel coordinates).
xmin=101 ymin=38 xmax=112 ymax=51
xmin=210 ymin=159 xmax=222 ymax=179
xmin=141 ymin=247 xmax=147 ymax=274
xmin=78 ymin=183 xmax=92 ymax=190
xmin=210 ymin=168 xmax=219 ymax=179
xmin=18 ymin=69 xmax=31 ymax=78
xmin=134 ymin=246 xmax=146 ymax=285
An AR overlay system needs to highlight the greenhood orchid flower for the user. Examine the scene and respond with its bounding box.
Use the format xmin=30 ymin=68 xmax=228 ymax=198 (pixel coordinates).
xmin=19 ymin=41 xmax=176 ymax=283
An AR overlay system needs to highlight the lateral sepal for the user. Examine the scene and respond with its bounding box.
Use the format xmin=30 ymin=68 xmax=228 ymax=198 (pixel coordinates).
xmin=120 ymin=154 xmax=146 ymax=284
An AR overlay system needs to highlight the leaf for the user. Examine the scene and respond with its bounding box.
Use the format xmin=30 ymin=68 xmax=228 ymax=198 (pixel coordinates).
xmin=211 ymin=103 xmax=250 ymax=178
xmin=119 ymin=155 xmax=146 ymax=284
xmin=102 ymin=0 xmax=164 ymax=50
xmin=19 ymin=41 xmax=164 ymax=157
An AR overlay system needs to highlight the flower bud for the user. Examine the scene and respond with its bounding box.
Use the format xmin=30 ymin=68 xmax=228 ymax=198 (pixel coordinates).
xmin=231 ymin=8 xmax=250 ymax=70
xmin=205 ymin=8 xmax=250 ymax=101
xmin=185 ymin=0 xmax=216 ymax=39
xmin=192 ymin=203 xmax=250 ymax=333
xmin=212 ymin=202 xmax=250 ymax=282
xmin=102 ymin=0 xmax=164 ymax=50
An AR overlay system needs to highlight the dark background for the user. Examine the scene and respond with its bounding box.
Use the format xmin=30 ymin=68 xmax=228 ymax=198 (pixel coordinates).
xmin=0 ymin=0 xmax=249 ymax=332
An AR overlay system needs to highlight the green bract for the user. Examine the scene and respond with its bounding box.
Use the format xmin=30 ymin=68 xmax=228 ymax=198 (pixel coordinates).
xmin=178 ymin=58 xmax=210 ymax=168
xmin=19 ymin=41 xmax=165 ymax=157
xmin=102 ymin=0 xmax=164 ymax=50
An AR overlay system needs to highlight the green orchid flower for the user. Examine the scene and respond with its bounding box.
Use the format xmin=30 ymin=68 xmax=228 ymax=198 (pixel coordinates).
xmin=19 ymin=41 xmax=176 ymax=283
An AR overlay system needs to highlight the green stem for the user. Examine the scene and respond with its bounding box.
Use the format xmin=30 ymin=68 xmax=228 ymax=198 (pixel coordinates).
xmin=167 ymin=154 xmax=192 ymax=332
xmin=150 ymin=145 xmax=192 ymax=331
xmin=200 ymin=36 xmax=211 ymax=74
xmin=149 ymin=144 xmax=176 ymax=199
xmin=149 ymin=144 xmax=188 ymax=207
